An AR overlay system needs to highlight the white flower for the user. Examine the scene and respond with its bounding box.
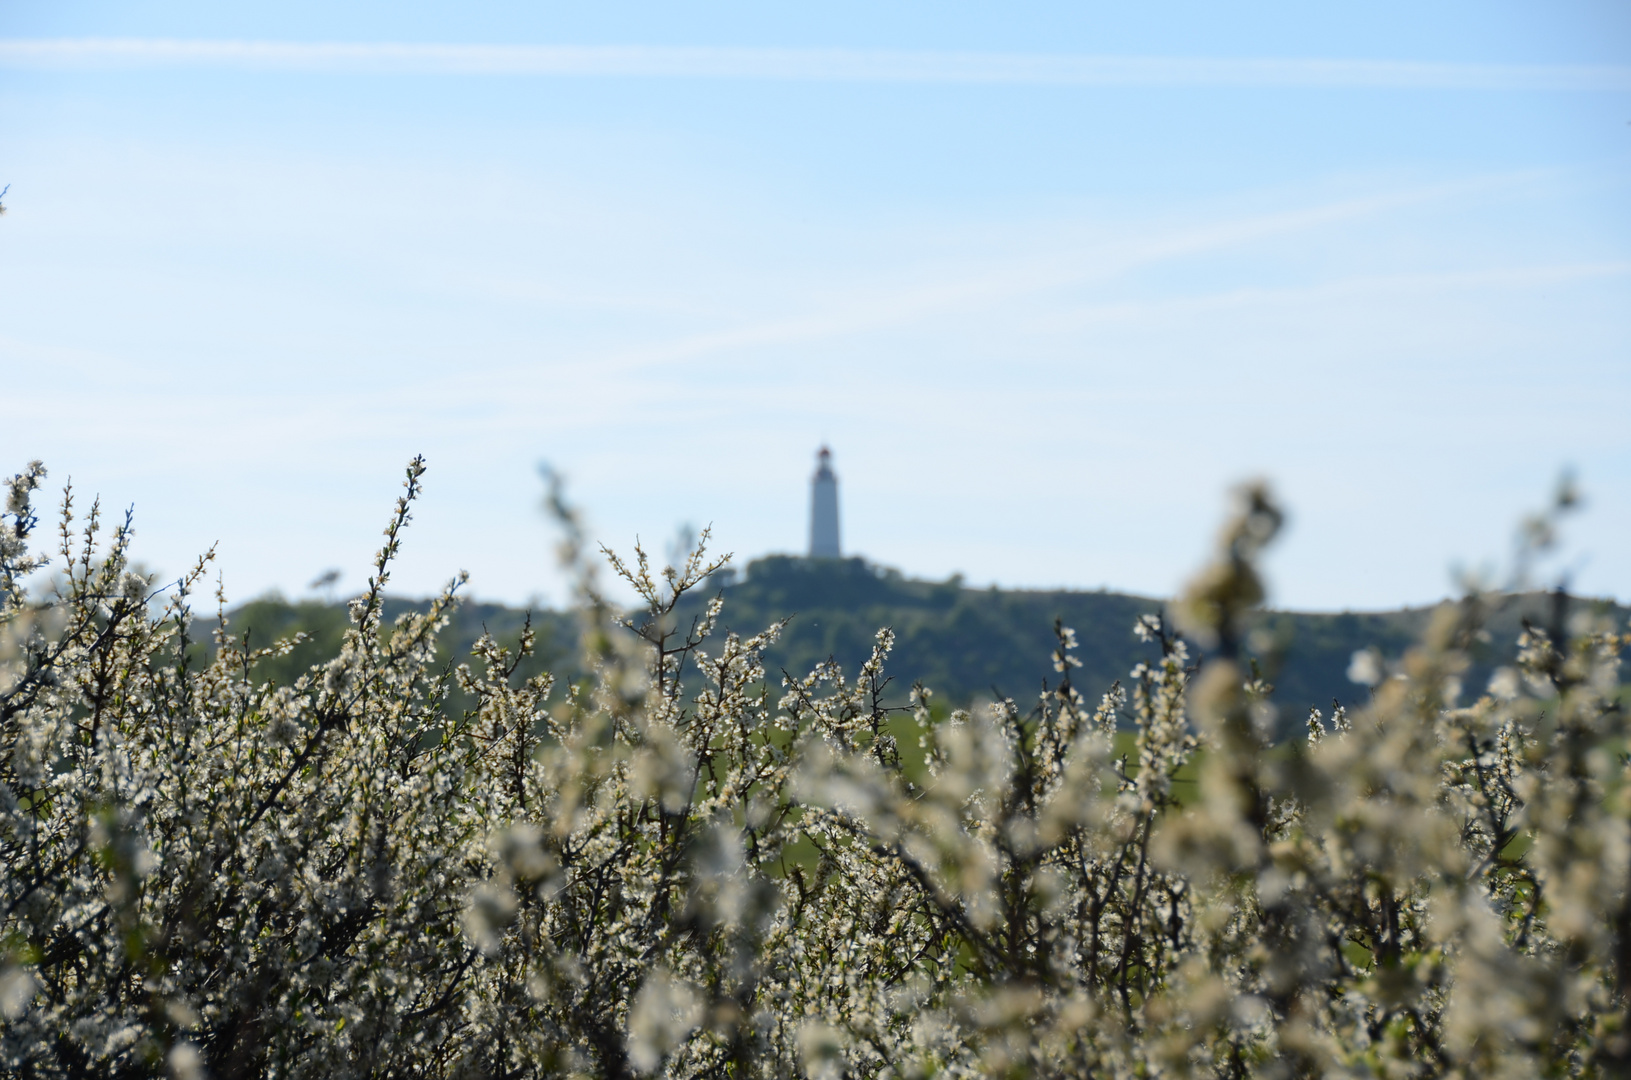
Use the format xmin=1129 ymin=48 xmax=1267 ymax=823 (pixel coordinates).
xmin=0 ymin=966 xmax=35 ymax=1019
xmin=167 ymin=1041 xmax=206 ymax=1080
xmin=1347 ymin=648 xmax=1383 ymax=687
xmin=626 ymin=967 xmax=703 ymax=1073
xmin=1488 ymin=666 xmax=1521 ymax=701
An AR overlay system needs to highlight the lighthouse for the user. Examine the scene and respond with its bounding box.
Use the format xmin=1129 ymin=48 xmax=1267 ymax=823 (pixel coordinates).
xmin=808 ymin=446 xmax=841 ymax=558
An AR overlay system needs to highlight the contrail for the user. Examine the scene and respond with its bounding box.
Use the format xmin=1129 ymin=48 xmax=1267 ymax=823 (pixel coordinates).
xmin=1 ymin=38 xmax=1627 ymax=91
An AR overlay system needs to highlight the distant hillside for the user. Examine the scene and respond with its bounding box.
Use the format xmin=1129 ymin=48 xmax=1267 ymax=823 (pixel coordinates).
xmin=199 ymin=595 xmax=576 ymax=719
xmin=206 ymin=556 xmax=1625 ymax=739
xmin=676 ymin=556 xmax=1622 ymax=733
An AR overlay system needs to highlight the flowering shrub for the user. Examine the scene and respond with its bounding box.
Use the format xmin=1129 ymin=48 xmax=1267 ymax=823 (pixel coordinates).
xmin=1 ymin=458 xmax=1626 ymax=1078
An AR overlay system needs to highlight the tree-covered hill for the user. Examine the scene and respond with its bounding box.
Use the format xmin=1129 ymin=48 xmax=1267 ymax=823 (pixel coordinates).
xmin=212 ymin=554 xmax=1623 ymax=737
xmin=202 ymin=593 xmax=575 ymax=719
xmin=678 ymin=556 xmax=1623 ymax=732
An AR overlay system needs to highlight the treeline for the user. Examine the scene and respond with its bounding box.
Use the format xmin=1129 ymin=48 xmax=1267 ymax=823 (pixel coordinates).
xmin=217 ymin=554 xmax=1623 ymax=737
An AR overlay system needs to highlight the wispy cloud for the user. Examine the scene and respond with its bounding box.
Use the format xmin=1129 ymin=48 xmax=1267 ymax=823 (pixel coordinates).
xmin=1 ymin=38 xmax=1627 ymax=91
xmin=1037 ymin=260 xmax=1631 ymax=332
xmin=520 ymin=175 xmax=1550 ymax=378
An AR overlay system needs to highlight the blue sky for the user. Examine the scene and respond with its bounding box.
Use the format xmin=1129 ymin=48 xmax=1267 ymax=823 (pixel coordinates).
xmin=2 ymin=2 xmax=1628 ymax=611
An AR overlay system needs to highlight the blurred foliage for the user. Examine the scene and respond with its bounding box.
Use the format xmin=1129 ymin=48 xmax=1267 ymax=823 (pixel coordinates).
xmin=6 ymin=458 xmax=1629 ymax=1078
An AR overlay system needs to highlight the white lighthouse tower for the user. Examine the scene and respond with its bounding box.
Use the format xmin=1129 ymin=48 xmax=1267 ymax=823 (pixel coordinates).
xmin=808 ymin=446 xmax=841 ymax=558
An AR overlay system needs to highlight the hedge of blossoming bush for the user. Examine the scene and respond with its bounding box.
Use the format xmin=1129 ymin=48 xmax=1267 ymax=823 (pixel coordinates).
xmin=1 ymin=457 xmax=1627 ymax=1079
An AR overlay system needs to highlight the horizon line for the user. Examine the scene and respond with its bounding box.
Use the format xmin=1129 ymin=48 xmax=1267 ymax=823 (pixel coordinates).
xmin=2 ymin=38 xmax=1629 ymax=91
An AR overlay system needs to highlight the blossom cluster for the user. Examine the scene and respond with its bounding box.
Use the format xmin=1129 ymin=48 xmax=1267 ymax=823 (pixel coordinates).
xmin=1 ymin=460 xmax=1626 ymax=1078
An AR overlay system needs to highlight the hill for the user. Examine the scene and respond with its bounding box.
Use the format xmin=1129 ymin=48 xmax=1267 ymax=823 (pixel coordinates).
xmin=208 ymin=555 xmax=1624 ymax=738
xmin=676 ymin=556 xmax=1619 ymax=733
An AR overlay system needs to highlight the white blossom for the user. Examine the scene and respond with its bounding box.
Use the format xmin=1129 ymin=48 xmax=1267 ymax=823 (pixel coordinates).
xmin=2 ymin=458 xmax=1625 ymax=1079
